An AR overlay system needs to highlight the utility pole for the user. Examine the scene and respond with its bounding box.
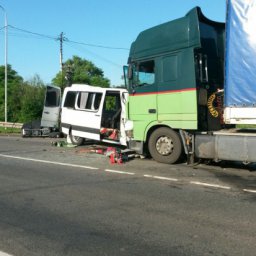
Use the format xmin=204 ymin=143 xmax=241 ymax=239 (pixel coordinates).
xmin=58 ymin=32 xmax=66 ymax=92
xmin=59 ymin=32 xmax=64 ymax=73
xmin=65 ymin=64 xmax=74 ymax=87
xmin=0 ymin=5 xmax=8 ymax=124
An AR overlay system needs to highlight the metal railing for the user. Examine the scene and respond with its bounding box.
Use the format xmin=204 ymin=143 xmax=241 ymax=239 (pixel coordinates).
xmin=0 ymin=122 xmax=23 ymax=129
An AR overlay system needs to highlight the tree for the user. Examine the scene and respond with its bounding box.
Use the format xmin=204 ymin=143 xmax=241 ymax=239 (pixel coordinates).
xmin=52 ymin=56 xmax=110 ymax=90
xmin=0 ymin=65 xmax=23 ymax=122
xmin=18 ymin=74 xmax=45 ymax=122
xmin=0 ymin=66 xmax=46 ymax=123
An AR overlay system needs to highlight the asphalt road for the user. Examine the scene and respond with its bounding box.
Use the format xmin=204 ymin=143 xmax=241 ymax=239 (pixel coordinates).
xmin=0 ymin=136 xmax=256 ymax=256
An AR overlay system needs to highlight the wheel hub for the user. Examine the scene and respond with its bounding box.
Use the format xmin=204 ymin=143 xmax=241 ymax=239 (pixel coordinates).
xmin=156 ymin=136 xmax=174 ymax=155
xmin=73 ymin=136 xmax=80 ymax=143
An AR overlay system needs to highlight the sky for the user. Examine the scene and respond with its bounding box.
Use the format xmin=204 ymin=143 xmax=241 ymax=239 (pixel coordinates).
xmin=0 ymin=0 xmax=226 ymax=87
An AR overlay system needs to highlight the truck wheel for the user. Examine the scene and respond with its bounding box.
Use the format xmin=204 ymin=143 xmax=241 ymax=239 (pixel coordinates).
xmin=70 ymin=132 xmax=84 ymax=146
xmin=148 ymin=127 xmax=183 ymax=164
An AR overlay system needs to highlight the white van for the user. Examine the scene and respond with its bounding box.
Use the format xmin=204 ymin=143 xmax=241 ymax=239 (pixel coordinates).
xmin=61 ymin=84 xmax=129 ymax=146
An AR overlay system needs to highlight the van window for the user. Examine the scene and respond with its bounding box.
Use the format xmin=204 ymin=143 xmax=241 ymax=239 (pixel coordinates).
xmin=77 ymin=92 xmax=102 ymax=111
xmin=94 ymin=93 xmax=102 ymax=110
xmin=45 ymin=90 xmax=60 ymax=107
xmin=77 ymin=92 xmax=89 ymax=109
xmin=64 ymin=91 xmax=77 ymax=108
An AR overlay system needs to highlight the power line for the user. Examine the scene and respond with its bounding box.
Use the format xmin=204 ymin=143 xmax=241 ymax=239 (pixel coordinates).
xmin=8 ymin=25 xmax=57 ymax=40
xmin=67 ymin=39 xmax=129 ymax=50
xmin=65 ymin=41 xmax=123 ymax=68
xmin=8 ymin=24 xmax=129 ymax=50
xmin=5 ymin=24 xmax=128 ymax=79
xmin=4 ymin=32 xmax=53 ymax=40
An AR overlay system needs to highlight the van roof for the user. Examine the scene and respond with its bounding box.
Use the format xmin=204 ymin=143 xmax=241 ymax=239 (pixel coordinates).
xmin=65 ymin=84 xmax=127 ymax=93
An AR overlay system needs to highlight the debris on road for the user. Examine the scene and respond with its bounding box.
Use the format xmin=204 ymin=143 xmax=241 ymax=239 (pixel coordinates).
xmin=51 ymin=139 xmax=143 ymax=164
xmin=51 ymin=140 xmax=76 ymax=148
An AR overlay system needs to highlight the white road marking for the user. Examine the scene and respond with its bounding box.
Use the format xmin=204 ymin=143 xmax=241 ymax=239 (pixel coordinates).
xmin=243 ymin=189 xmax=256 ymax=194
xmin=0 ymin=251 xmax=14 ymax=256
xmin=0 ymin=154 xmax=98 ymax=170
xmin=144 ymin=174 xmax=178 ymax=181
xmin=190 ymin=181 xmax=231 ymax=190
xmin=104 ymin=169 xmax=135 ymax=175
xmin=1 ymin=154 xmax=255 ymax=195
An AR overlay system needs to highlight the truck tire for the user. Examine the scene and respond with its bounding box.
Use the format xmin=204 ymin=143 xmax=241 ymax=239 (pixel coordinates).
xmin=70 ymin=131 xmax=84 ymax=146
xmin=148 ymin=127 xmax=183 ymax=164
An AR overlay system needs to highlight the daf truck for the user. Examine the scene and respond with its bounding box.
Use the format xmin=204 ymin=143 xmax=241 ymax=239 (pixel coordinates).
xmin=123 ymin=0 xmax=256 ymax=164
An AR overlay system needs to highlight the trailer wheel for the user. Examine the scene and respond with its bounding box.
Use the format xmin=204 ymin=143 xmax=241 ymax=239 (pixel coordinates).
xmin=70 ymin=132 xmax=84 ymax=146
xmin=148 ymin=127 xmax=183 ymax=164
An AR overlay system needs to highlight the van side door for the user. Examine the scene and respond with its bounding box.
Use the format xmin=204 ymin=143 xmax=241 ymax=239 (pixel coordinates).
xmin=67 ymin=91 xmax=104 ymax=141
xmin=41 ymin=85 xmax=61 ymax=128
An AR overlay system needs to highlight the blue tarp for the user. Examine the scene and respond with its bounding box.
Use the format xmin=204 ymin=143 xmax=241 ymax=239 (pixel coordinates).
xmin=225 ymin=0 xmax=256 ymax=107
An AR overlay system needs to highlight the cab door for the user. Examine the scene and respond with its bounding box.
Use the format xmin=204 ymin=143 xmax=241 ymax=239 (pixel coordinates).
xmin=128 ymin=60 xmax=157 ymax=139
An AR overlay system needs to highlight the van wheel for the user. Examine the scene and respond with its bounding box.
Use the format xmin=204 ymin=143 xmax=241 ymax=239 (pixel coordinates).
xmin=148 ymin=127 xmax=183 ymax=164
xmin=70 ymin=133 xmax=84 ymax=146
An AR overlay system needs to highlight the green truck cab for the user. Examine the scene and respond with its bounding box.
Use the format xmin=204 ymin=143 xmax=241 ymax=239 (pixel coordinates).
xmin=124 ymin=7 xmax=226 ymax=163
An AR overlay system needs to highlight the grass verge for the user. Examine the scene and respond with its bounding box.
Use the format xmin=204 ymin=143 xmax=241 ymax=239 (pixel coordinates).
xmin=0 ymin=126 xmax=21 ymax=134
